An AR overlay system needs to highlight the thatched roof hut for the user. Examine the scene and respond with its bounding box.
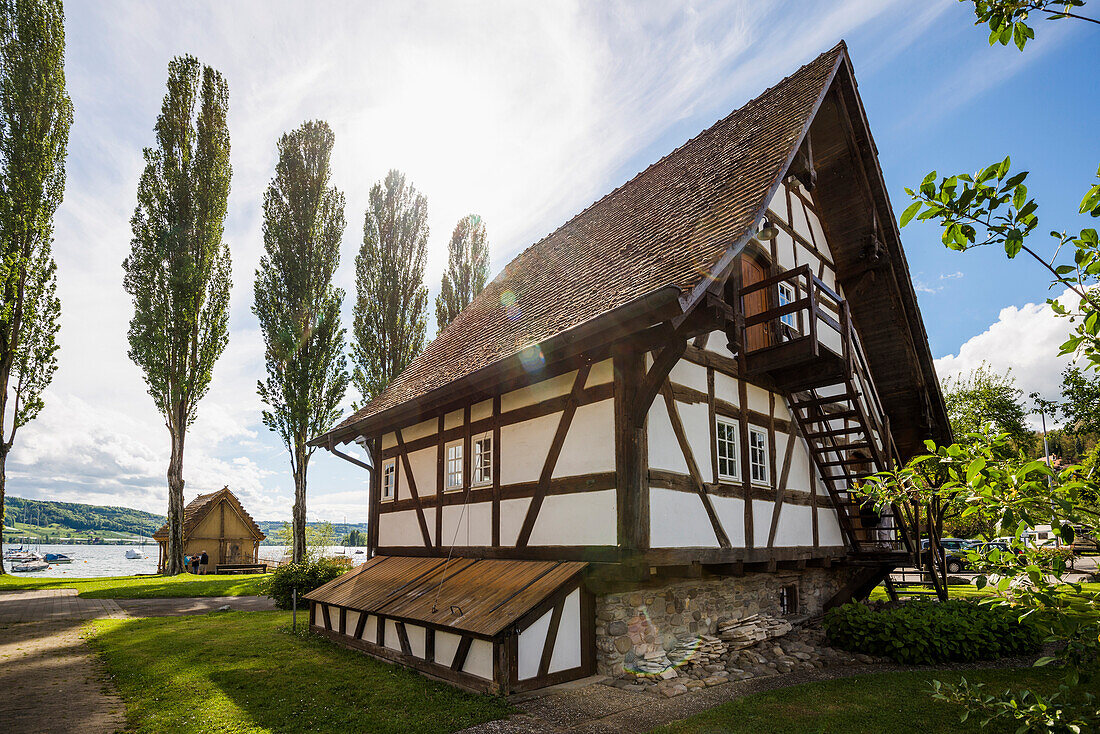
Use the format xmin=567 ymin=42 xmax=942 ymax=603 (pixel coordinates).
xmin=154 ymin=486 xmax=265 ymax=572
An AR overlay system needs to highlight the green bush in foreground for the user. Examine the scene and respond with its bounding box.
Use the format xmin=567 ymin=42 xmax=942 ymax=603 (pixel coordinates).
xmin=265 ymin=558 xmax=346 ymax=609
xmin=824 ymin=600 xmax=1043 ymax=665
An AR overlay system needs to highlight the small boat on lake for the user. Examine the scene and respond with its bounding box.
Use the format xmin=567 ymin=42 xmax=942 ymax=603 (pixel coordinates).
xmin=4 ymin=549 xmax=42 ymax=562
xmin=44 ymin=553 xmax=73 ymax=564
xmin=125 ymin=548 xmax=144 ymax=559
xmin=12 ymin=560 xmax=49 ymax=572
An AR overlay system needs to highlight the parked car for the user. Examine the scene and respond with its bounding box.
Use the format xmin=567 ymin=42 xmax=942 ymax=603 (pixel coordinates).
xmin=921 ymin=538 xmax=976 ymax=574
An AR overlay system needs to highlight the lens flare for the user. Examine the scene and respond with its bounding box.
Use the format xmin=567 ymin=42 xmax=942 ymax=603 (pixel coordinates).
xmin=518 ymin=344 xmax=544 ymax=372
xmin=500 ymin=289 xmax=521 ymax=320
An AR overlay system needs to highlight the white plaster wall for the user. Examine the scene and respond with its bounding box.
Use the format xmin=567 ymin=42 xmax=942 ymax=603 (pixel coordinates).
xmin=441 ymin=502 xmax=493 ymax=547
xmin=669 ymin=359 xmax=708 ymax=394
xmin=499 ymin=497 xmax=532 ymax=546
xmin=402 ymin=417 xmax=438 ymax=443
xmin=518 ymin=606 xmax=553 ymax=680
xmin=444 ymin=408 xmax=464 ymax=431
xmin=554 ymin=399 xmax=614 ymax=478
xmin=528 ymin=490 xmax=616 ymax=546
xmin=773 ymin=504 xmax=814 ymax=547
xmin=787 ymin=440 xmax=814 ymax=493
xmin=345 ymin=610 xmax=360 ymax=635
xmin=706 ymin=330 xmax=737 ymax=360
xmin=471 ymin=399 xmax=493 ymax=422
xmin=745 ymin=383 xmax=772 ymax=415
xmin=679 ymin=401 xmax=711 ymax=481
xmin=407 ymin=623 xmax=426 ymax=658
xmin=503 ymin=369 xmax=577 ymax=412
xmin=647 ymin=399 xmax=689 ymax=474
xmin=378 ymin=508 xmax=434 ymax=547
xmin=384 ymin=619 xmax=402 ymax=652
xmin=407 ymin=447 xmax=435 ymax=498
xmin=818 ymin=507 xmax=845 ymax=546
xmin=711 ymin=495 xmax=747 ymax=547
xmin=500 ymin=412 xmax=558 ymax=485
xmin=753 ymin=499 xmax=773 ymax=547
xmin=713 ymin=372 xmax=740 ymax=406
xmin=465 ymin=639 xmax=495 ymax=679
xmin=586 ymin=358 xmax=614 ymax=387
xmin=382 ymin=431 xmax=397 ymax=450
xmin=362 ymin=614 xmax=377 ymax=642
xmin=650 ymin=487 xmax=722 ymax=548
xmin=550 ymin=589 xmax=582 ymax=674
xmin=435 ymin=629 xmax=462 ymax=668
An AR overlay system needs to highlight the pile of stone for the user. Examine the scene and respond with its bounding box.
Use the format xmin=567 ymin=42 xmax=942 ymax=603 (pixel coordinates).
xmin=666 ymin=634 xmax=727 ymax=667
xmin=716 ymin=614 xmax=792 ymax=649
xmin=624 ymin=650 xmax=675 ymax=678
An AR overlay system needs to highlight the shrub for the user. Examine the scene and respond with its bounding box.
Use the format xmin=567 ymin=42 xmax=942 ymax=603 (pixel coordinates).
xmin=265 ymin=558 xmax=347 ymax=609
xmin=823 ymin=599 xmax=1043 ymax=665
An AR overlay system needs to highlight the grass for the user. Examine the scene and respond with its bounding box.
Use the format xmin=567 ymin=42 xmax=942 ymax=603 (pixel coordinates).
xmin=0 ymin=572 xmax=270 ymax=598
xmin=651 ymin=667 xmax=1080 ymax=734
xmin=87 ymin=611 xmax=513 ymax=734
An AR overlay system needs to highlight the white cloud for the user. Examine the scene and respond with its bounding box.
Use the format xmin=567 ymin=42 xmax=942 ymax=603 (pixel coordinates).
xmin=934 ymin=288 xmax=1079 ymax=404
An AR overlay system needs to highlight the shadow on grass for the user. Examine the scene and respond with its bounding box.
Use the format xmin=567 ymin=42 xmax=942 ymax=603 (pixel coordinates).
xmin=87 ymin=610 xmax=513 ymax=734
xmin=0 ymin=573 xmax=270 ymax=599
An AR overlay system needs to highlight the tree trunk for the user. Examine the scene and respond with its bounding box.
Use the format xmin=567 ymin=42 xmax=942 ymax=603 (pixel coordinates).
xmin=292 ymin=453 xmax=308 ymax=563
xmin=165 ymin=426 xmax=186 ymax=575
xmin=0 ymin=449 xmax=7 ymax=575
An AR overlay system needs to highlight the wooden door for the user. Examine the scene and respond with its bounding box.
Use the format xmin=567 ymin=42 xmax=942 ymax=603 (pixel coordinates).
xmin=741 ymin=255 xmax=770 ymax=352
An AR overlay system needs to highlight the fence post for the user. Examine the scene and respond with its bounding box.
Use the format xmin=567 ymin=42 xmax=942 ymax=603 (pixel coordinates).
xmin=292 ymin=587 xmax=297 ymax=632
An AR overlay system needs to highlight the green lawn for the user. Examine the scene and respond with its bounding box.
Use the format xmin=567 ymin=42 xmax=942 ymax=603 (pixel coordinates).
xmin=87 ymin=611 xmax=513 ymax=734
xmin=652 ymin=668 xmax=1079 ymax=734
xmin=0 ymin=572 xmax=269 ymax=598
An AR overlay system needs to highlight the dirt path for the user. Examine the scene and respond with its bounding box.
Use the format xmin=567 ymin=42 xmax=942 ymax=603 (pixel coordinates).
xmin=0 ymin=591 xmax=126 ymax=734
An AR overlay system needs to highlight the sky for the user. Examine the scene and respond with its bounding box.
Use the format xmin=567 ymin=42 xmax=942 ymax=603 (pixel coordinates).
xmin=7 ymin=0 xmax=1098 ymax=523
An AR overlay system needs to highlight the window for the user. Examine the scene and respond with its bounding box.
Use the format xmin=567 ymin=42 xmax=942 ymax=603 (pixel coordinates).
xmin=473 ymin=434 xmax=492 ymax=486
xmin=749 ymin=427 xmax=769 ymax=485
xmin=445 ymin=440 xmax=464 ymax=491
xmin=777 ymin=281 xmax=797 ymax=330
xmin=715 ymin=417 xmax=740 ymax=481
xmin=779 ymin=585 xmax=799 ymax=615
xmin=381 ymin=459 xmax=396 ymax=501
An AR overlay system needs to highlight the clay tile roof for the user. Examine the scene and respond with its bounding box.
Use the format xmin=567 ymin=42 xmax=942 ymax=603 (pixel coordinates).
xmin=152 ymin=486 xmax=265 ymax=541
xmin=322 ymin=42 xmax=847 ymax=443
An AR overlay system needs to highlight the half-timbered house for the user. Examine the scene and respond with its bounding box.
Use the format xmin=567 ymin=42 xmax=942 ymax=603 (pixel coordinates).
xmin=305 ymin=41 xmax=950 ymax=694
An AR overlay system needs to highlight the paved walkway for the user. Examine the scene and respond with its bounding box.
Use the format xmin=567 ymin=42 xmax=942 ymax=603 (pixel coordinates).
xmin=0 ymin=589 xmax=276 ymax=734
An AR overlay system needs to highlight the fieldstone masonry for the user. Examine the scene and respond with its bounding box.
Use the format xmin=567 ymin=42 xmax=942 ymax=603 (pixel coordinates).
xmin=595 ymin=566 xmax=859 ymax=676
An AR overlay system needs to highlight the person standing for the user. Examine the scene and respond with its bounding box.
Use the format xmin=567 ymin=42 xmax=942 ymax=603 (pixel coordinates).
xmin=199 ymin=550 xmax=209 ymax=575
xmin=190 ymin=554 xmax=199 ymax=574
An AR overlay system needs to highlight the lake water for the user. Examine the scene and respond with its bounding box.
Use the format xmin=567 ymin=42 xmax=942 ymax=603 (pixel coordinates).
xmin=1 ymin=543 xmax=370 ymax=578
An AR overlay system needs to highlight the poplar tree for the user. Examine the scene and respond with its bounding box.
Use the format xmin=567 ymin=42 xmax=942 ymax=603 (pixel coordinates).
xmin=435 ymin=214 xmax=489 ymax=331
xmin=254 ymin=120 xmax=348 ymax=563
xmin=0 ymin=0 xmax=71 ymax=575
xmin=123 ymin=56 xmax=232 ymax=575
xmin=352 ymin=170 xmax=428 ymax=402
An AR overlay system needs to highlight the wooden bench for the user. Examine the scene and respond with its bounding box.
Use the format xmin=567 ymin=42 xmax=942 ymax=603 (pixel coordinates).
xmin=215 ymin=563 xmax=268 ymax=575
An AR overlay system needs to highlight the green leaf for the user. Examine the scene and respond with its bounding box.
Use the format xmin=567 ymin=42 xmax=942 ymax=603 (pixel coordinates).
xmin=900 ymin=201 xmax=922 ymax=227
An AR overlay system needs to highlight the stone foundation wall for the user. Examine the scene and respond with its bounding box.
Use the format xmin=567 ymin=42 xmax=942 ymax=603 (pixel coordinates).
xmin=595 ymin=566 xmax=860 ymax=676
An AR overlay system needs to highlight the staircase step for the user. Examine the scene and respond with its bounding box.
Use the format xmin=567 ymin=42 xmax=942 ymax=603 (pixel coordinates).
xmin=805 ymin=426 xmax=864 ymax=439
xmin=798 ymin=409 xmax=860 ymax=423
xmin=812 ymin=442 xmax=870 ymax=454
xmin=790 ymin=394 xmax=857 ymax=409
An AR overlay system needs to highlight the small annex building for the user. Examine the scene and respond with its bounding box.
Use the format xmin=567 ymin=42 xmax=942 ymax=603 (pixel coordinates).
xmin=154 ymin=487 xmax=265 ymax=573
xmin=305 ymin=41 xmax=950 ymax=695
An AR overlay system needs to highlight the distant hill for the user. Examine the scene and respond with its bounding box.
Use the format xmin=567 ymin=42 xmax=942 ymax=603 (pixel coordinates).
xmin=4 ymin=496 xmax=164 ymax=541
xmin=3 ymin=496 xmax=368 ymax=546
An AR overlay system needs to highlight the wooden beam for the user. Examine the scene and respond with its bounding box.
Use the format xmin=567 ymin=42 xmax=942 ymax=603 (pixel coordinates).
xmin=767 ymin=425 xmax=797 ymax=548
xmin=739 ymin=377 xmax=753 ymax=547
xmin=395 ymin=428 xmax=434 ymax=549
xmin=451 ymin=635 xmax=473 ymax=672
xmin=537 ymin=598 xmax=565 ymax=678
xmin=633 ymin=338 xmax=687 ymax=423
xmin=492 ymin=395 xmax=501 ymax=548
xmin=614 ymin=344 xmax=649 ymax=552
xmin=516 ymin=364 xmax=592 ymax=547
xmin=661 ymin=381 xmax=731 ymax=547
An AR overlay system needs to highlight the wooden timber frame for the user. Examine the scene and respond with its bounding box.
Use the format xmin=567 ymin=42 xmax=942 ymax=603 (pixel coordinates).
xmin=307 ymin=563 xmax=595 ymax=695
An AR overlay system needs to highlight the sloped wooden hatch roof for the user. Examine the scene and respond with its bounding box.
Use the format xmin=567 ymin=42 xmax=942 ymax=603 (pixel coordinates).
xmin=315 ymin=40 xmax=949 ymax=456
xmin=305 ymin=555 xmax=587 ymax=638
xmin=153 ymin=486 xmax=266 ymax=541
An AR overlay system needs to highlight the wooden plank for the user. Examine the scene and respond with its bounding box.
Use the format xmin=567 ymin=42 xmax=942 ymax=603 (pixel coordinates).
xmin=739 ymin=377 xmax=753 ymax=547
xmin=377 ymin=471 xmax=616 ymax=514
xmin=396 ymin=621 xmax=412 ymax=656
xmin=368 ymin=437 xmax=382 ymax=556
xmin=708 ymin=368 xmax=718 ymax=485
xmin=537 ymin=598 xmax=565 ymax=678
xmin=321 ymin=603 xmax=332 ymax=631
xmin=395 ymin=428 xmax=434 ymax=549
xmin=436 ymin=416 xmax=444 ymax=546
xmin=648 ymin=468 xmax=823 ymax=506
xmin=354 ymin=610 xmax=368 ymax=640
xmin=425 ymin=627 xmax=435 ymax=663
xmin=661 ymin=382 xmax=731 ymax=547
xmin=516 ymin=364 xmax=592 ymax=547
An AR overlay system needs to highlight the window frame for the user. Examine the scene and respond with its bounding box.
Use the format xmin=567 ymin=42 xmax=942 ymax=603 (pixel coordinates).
xmin=444 ymin=439 xmax=465 ymax=492
xmin=777 ymin=281 xmax=797 ymax=330
xmin=472 ymin=433 xmax=493 ymax=487
xmin=715 ymin=416 xmax=741 ymax=482
xmin=748 ymin=426 xmax=770 ymax=486
xmin=381 ymin=459 xmax=397 ymax=502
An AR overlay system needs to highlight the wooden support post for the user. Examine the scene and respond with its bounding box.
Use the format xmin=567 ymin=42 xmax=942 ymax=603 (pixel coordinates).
xmin=614 ymin=344 xmax=650 ymax=552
